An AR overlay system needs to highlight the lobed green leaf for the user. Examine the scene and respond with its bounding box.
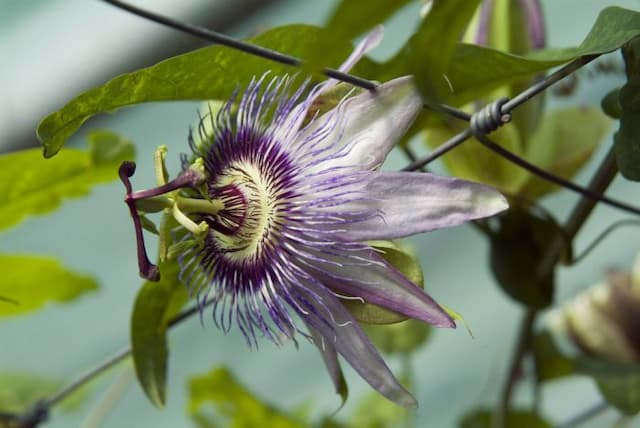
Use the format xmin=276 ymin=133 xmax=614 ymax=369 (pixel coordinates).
xmin=0 ymin=130 xmax=134 ymax=231
xmin=0 ymin=254 xmax=97 ymax=317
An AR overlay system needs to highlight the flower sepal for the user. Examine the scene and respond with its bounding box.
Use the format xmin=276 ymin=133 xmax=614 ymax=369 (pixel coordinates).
xmin=342 ymin=240 xmax=427 ymax=325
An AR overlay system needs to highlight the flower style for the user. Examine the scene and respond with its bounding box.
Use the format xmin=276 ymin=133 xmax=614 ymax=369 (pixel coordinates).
xmin=121 ymin=30 xmax=508 ymax=407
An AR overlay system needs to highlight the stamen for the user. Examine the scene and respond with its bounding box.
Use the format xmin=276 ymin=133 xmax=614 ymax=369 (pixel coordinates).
xmin=172 ymin=204 xmax=209 ymax=236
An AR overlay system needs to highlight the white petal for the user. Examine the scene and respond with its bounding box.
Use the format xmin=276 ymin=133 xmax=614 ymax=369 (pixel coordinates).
xmin=273 ymin=27 xmax=384 ymax=144
xmin=293 ymin=76 xmax=423 ymax=171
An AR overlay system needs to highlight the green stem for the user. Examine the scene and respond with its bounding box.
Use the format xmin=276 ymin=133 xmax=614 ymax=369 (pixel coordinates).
xmin=178 ymin=197 xmax=224 ymax=215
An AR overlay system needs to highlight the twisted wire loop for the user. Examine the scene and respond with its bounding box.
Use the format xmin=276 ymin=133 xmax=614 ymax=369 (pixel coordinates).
xmin=469 ymin=97 xmax=512 ymax=136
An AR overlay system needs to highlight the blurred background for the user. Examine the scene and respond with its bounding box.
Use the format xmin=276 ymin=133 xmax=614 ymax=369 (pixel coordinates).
xmin=1 ymin=0 xmax=640 ymax=427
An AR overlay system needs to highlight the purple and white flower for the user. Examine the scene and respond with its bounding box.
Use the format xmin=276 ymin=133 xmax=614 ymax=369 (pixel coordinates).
xmin=122 ymin=30 xmax=508 ymax=407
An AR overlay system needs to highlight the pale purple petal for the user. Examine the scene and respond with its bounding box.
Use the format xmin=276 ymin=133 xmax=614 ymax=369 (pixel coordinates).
xmin=287 ymin=277 xmax=417 ymax=407
xmin=334 ymin=171 xmax=508 ymax=241
xmin=300 ymin=246 xmax=454 ymax=328
xmin=304 ymin=321 xmax=348 ymax=404
xmin=293 ymin=76 xmax=423 ymax=171
xmin=273 ymin=27 xmax=383 ymax=144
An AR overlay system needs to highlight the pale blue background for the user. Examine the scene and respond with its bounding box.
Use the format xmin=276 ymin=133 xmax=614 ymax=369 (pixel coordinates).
xmin=1 ymin=1 xmax=640 ymax=427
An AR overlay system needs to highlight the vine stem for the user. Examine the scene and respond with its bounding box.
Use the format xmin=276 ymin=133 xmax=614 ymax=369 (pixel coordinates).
xmin=99 ymin=0 xmax=376 ymax=91
xmin=554 ymin=401 xmax=609 ymax=428
xmin=494 ymin=148 xmax=619 ymax=428
xmin=0 ymin=300 xmax=207 ymax=426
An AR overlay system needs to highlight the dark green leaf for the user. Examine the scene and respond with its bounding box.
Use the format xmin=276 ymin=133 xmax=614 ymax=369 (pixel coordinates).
xmin=0 ymin=130 xmax=134 ymax=231
xmin=131 ymin=259 xmax=187 ymax=407
xmin=575 ymin=358 xmax=640 ymax=415
xmin=408 ymin=0 xmax=481 ymax=100
xmin=594 ymin=374 xmax=640 ymax=415
xmin=519 ymin=107 xmax=611 ymax=199
xmin=325 ymin=0 xmax=411 ymax=42
xmin=601 ymin=87 xmax=622 ymax=119
xmin=614 ymin=38 xmax=640 ymax=180
xmin=37 ymin=25 xmax=356 ymax=158
xmin=374 ymin=7 xmax=640 ymax=105
xmin=0 ymin=254 xmax=97 ymax=317
xmin=532 ymin=331 xmax=575 ymax=382
xmin=187 ymin=367 xmax=304 ymax=428
xmin=459 ymin=408 xmax=551 ymax=428
xmin=343 ymin=240 xmax=424 ymax=324
xmin=488 ymin=204 xmax=562 ymax=308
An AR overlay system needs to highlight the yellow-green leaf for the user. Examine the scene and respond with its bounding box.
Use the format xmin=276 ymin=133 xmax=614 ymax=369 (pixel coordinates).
xmin=37 ymin=25 xmax=355 ymax=158
xmin=0 ymin=130 xmax=134 ymax=231
xmin=0 ymin=254 xmax=97 ymax=317
xmin=187 ymin=367 xmax=304 ymax=428
xmin=519 ymin=107 xmax=611 ymax=199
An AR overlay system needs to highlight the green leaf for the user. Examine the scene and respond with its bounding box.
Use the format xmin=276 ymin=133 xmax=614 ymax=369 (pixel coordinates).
xmin=37 ymin=25 xmax=356 ymax=158
xmin=374 ymin=6 xmax=640 ymax=105
xmin=0 ymin=130 xmax=134 ymax=231
xmin=364 ymin=320 xmax=431 ymax=356
xmin=531 ymin=331 xmax=575 ymax=382
xmin=325 ymin=0 xmax=411 ymax=42
xmin=488 ymin=204 xmax=563 ymax=308
xmin=459 ymin=408 xmax=552 ymax=428
xmin=601 ymin=87 xmax=622 ymax=119
xmin=423 ymin=119 xmax=528 ymax=194
xmin=0 ymin=254 xmax=97 ymax=317
xmin=187 ymin=366 xmax=304 ymax=428
xmin=518 ymin=107 xmax=611 ymax=199
xmin=614 ymin=38 xmax=640 ymax=181
xmin=342 ymin=240 xmax=424 ymax=324
xmin=575 ymin=358 xmax=640 ymax=415
xmin=348 ymin=387 xmax=409 ymax=428
xmin=408 ymin=0 xmax=481 ymax=100
xmin=130 ymin=259 xmax=188 ymax=408
xmin=594 ymin=374 xmax=640 ymax=415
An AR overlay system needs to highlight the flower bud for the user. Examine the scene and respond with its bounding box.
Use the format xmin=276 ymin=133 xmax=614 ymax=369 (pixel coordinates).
xmin=548 ymin=256 xmax=640 ymax=364
xmin=466 ymin=0 xmax=545 ymax=53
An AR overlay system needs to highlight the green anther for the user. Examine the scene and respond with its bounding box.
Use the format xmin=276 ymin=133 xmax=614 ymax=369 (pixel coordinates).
xmin=154 ymin=145 xmax=169 ymax=186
